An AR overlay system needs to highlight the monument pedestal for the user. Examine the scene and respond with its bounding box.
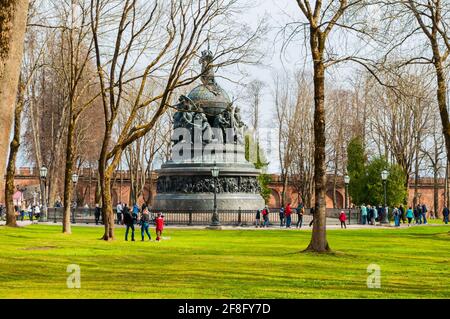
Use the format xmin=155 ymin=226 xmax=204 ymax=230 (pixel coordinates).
xmin=152 ymin=144 xmax=265 ymax=211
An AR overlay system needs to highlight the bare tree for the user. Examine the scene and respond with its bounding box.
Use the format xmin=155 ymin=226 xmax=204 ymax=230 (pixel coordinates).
xmin=245 ymin=79 xmax=265 ymax=139
xmin=290 ymin=73 xmax=315 ymax=208
xmin=291 ymin=0 xmax=369 ymax=252
xmin=421 ymin=113 xmax=445 ymax=217
xmin=326 ymin=87 xmax=355 ymax=208
xmin=273 ymin=72 xmax=297 ymax=207
xmin=90 ymin=0 xmax=264 ymax=240
xmin=383 ymin=0 xmax=450 ymax=180
xmin=4 ymin=78 xmax=24 ymax=226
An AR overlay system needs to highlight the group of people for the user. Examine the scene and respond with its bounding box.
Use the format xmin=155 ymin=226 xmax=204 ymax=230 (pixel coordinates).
xmin=255 ymin=203 xmax=313 ymax=229
xmin=112 ymin=202 xmax=165 ymax=242
xmin=359 ymin=204 xmax=384 ymax=226
xmin=7 ymin=202 xmax=42 ymax=222
xmin=359 ymin=202 xmax=450 ymax=227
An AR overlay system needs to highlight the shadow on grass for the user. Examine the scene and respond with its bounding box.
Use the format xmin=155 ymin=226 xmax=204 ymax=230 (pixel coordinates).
xmin=22 ymin=245 xmax=58 ymax=251
xmin=403 ymin=232 xmax=450 ymax=241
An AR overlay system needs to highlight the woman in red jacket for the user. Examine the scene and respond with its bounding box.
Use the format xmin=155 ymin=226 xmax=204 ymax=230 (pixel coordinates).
xmin=155 ymin=212 xmax=165 ymax=241
xmin=285 ymin=203 xmax=292 ymax=228
xmin=339 ymin=210 xmax=347 ymax=229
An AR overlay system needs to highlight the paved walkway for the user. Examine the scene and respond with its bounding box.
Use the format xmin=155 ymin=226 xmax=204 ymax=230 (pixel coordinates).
xmin=1 ymin=220 xmax=448 ymax=230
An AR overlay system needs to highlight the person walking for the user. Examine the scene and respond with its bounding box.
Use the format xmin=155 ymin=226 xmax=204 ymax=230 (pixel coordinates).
xmin=20 ymin=202 xmax=26 ymax=221
xmin=442 ymin=206 xmax=449 ymax=224
xmin=393 ymin=206 xmax=400 ymax=227
xmin=285 ymin=203 xmax=292 ymax=228
xmin=94 ymin=204 xmax=101 ymax=225
xmin=296 ymin=203 xmax=304 ymax=228
xmin=339 ymin=210 xmax=347 ymax=229
xmin=255 ymin=209 xmax=261 ymax=228
xmin=367 ymin=205 xmax=373 ymax=224
xmin=361 ymin=204 xmax=368 ymax=225
xmin=155 ymin=212 xmax=165 ymax=241
xmin=399 ymin=204 xmax=405 ymax=224
xmin=141 ymin=203 xmax=148 ymax=215
xmin=262 ymin=206 xmax=269 ymax=228
xmin=116 ymin=202 xmax=123 ymax=225
xmin=132 ymin=203 xmax=139 ymax=225
xmin=279 ymin=207 xmax=285 ymax=227
xmin=376 ymin=205 xmax=383 ymax=224
xmin=421 ymin=204 xmax=428 ymax=225
xmin=139 ymin=207 xmax=152 ymax=241
xmin=414 ymin=204 xmax=421 ymax=224
xmin=34 ymin=204 xmax=41 ymax=221
xmin=28 ymin=204 xmax=34 ymax=222
xmin=371 ymin=205 xmax=378 ymax=225
xmin=123 ymin=205 xmax=135 ymax=241
xmin=406 ymin=206 xmax=414 ymax=226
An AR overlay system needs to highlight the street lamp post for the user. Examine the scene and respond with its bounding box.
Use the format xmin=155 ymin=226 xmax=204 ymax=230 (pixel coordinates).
xmin=344 ymin=175 xmax=350 ymax=209
xmin=209 ymin=164 xmax=221 ymax=229
xmin=72 ymin=173 xmax=79 ymax=224
xmin=39 ymin=166 xmax=48 ymax=222
xmin=344 ymin=174 xmax=350 ymax=225
xmin=381 ymin=169 xmax=389 ymax=224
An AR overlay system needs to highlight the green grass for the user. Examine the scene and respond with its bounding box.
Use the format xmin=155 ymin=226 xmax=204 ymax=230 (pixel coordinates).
xmin=0 ymin=224 xmax=449 ymax=298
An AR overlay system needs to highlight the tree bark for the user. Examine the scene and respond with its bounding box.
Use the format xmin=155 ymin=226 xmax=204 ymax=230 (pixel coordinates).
xmin=98 ymin=125 xmax=115 ymax=240
xmin=4 ymin=77 xmax=24 ymax=226
xmin=0 ymin=0 xmax=30 ymax=203
xmin=304 ymin=30 xmax=331 ymax=253
xmin=431 ymin=40 xmax=450 ymax=184
xmin=62 ymin=116 xmax=76 ymax=234
xmin=434 ymin=167 xmax=439 ymax=218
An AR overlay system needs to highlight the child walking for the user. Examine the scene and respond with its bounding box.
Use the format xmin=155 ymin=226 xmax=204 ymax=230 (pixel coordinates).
xmin=155 ymin=212 xmax=165 ymax=241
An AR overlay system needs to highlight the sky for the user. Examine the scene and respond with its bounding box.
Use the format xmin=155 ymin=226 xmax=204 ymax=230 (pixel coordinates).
xmin=217 ymin=0 xmax=304 ymax=173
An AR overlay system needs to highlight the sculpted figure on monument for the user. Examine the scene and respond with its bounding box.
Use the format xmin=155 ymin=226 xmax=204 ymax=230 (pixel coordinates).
xmin=200 ymin=49 xmax=219 ymax=95
xmin=212 ymin=112 xmax=229 ymax=143
xmin=193 ymin=112 xmax=213 ymax=144
xmin=172 ymin=95 xmax=196 ymax=145
xmin=231 ymin=106 xmax=245 ymax=145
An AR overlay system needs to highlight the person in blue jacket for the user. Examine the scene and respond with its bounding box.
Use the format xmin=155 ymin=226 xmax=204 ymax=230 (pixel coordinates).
xmin=132 ymin=203 xmax=139 ymax=225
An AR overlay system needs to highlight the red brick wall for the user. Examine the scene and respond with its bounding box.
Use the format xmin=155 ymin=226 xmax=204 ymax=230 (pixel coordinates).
xmin=6 ymin=168 xmax=447 ymax=214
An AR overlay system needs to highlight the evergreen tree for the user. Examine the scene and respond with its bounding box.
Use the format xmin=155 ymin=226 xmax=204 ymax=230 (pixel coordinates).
xmin=347 ymin=137 xmax=368 ymax=205
xmin=366 ymin=157 xmax=407 ymax=207
xmin=245 ymin=134 xmax=271 ymax=203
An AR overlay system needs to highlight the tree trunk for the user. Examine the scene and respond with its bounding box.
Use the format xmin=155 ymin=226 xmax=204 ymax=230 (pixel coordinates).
xmin=444 ymin=161 xmax=450 ymax=207
xmin=282 ymin=173 xmax=289 ymax=207
xmin=100 ymin=165 xmax=115 ymax=240
xmin=433 ymin=49 xmax=450 ymax=180
xmin=4 ymin=78 xmax=24 ymax=226
xmin=305 ymin=33 xmax=331 ymax=253
xmin=62 ymin=116 xmax=76 ymax=234
xmin=98 ymin=124 xmax=115 ymax=240
xmin=434 ymin=167 xmax=439 ymax=218
xmin=0 ymin=0 xmax=30 ymax=203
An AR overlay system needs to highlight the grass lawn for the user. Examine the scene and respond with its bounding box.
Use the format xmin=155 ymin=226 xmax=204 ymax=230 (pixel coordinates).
xmin=0 ymin=224 xmax=449 ymax=299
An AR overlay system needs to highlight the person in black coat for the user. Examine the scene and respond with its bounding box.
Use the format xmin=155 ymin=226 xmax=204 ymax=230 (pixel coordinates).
xmin=443 ymin=206 xmax=449 ymax=224
xmin=94 ymin=204 xmax=101 ymax=225
xmin=255 ymin=209 xmax=261 ymax=228
xmin=122 ymin=205 xmax=135 ymax=241
xmin=399 ymin=204 xmax=405 ymax=224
